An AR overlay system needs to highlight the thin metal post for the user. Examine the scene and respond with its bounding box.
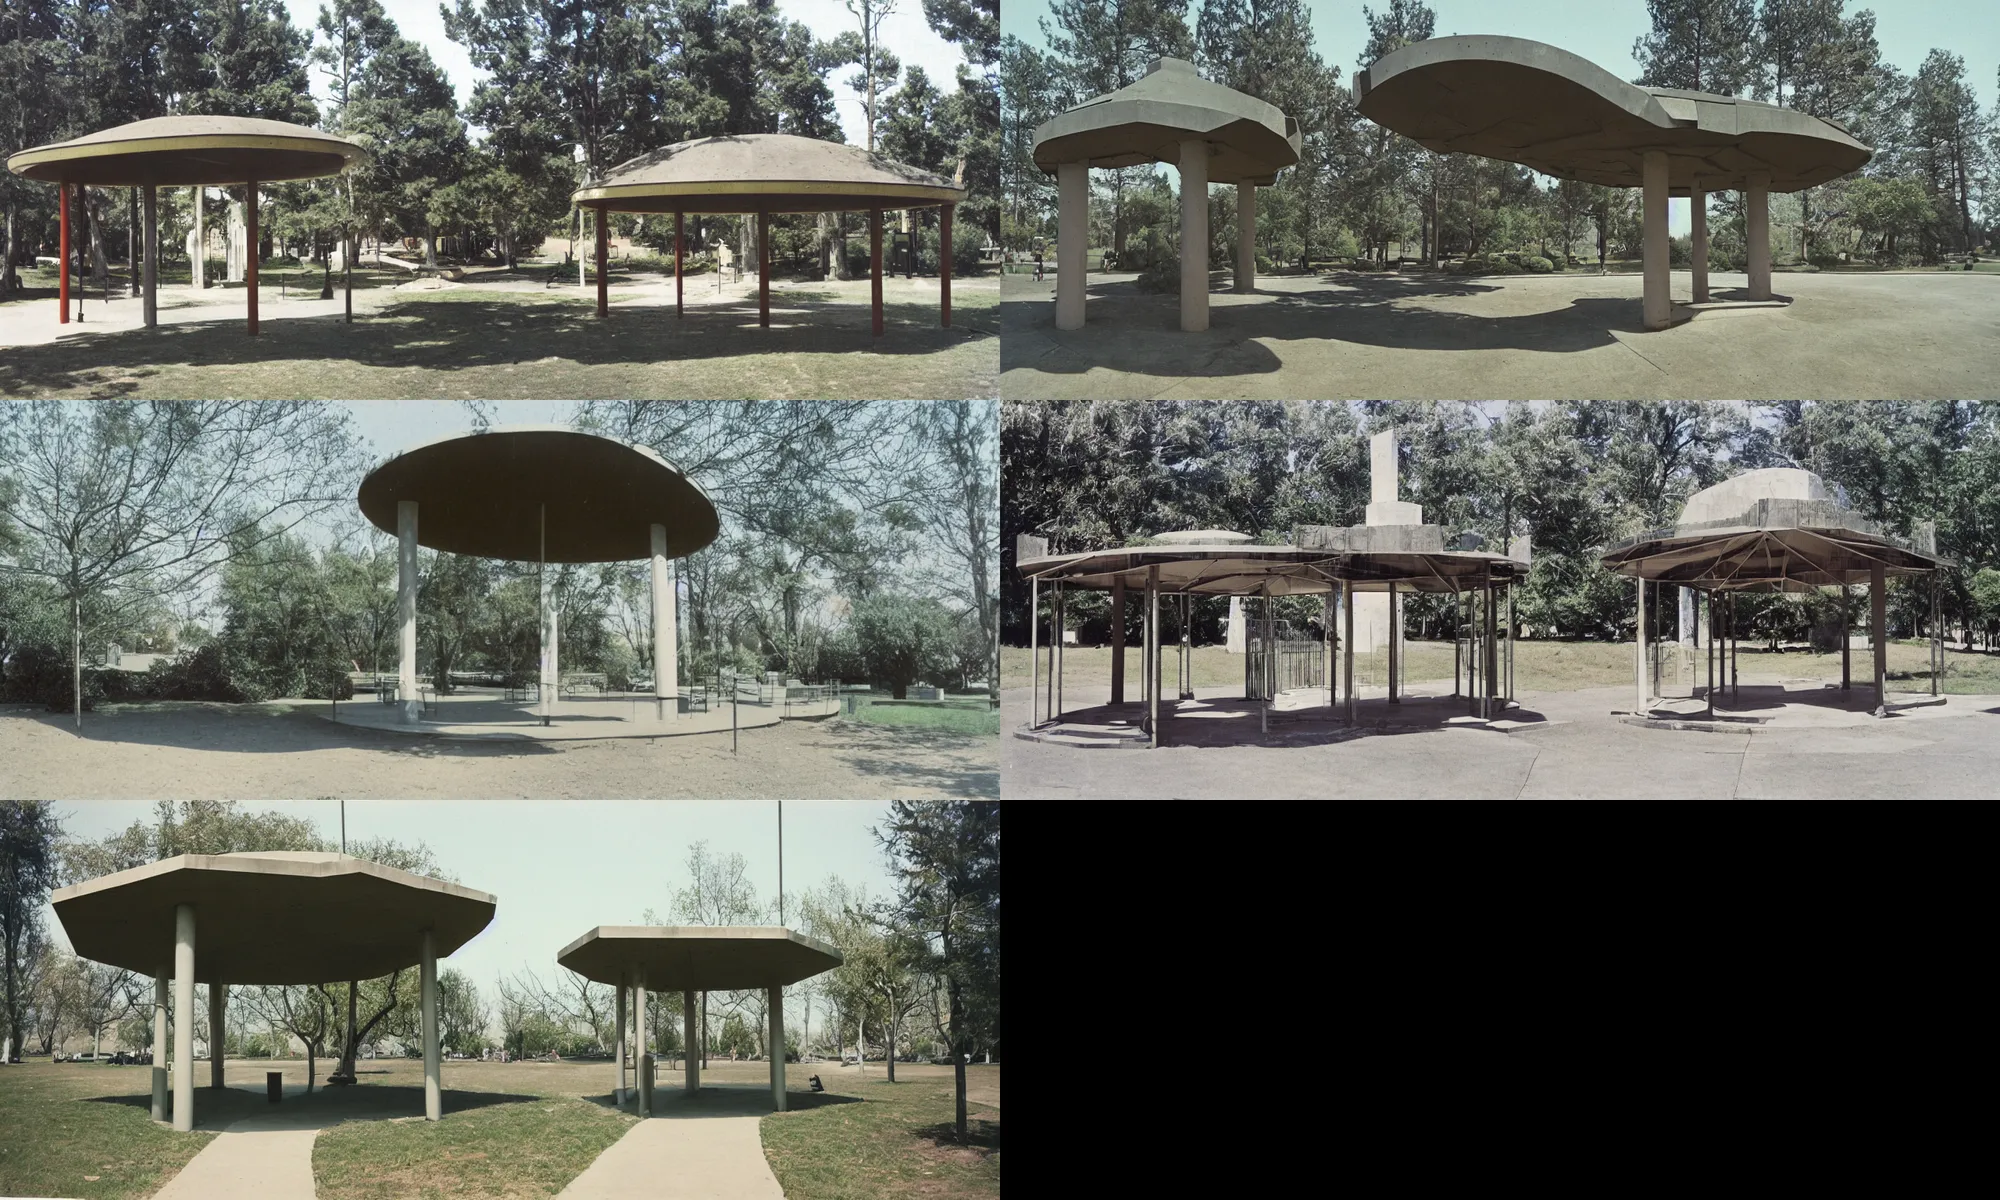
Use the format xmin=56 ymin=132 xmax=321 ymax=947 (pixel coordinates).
xmin=1387 ymin=584 xmax=1400 ymax=705
xmin=1147 ymin=566 xmax=1160 ymax=748
xmin=1029 ymin=577 xmax=1040 ymax=727
xmin=1343 ymin=581 xmax=1355 ymax=724
xmin=1841 ymin=583 xmax=1851 ymax=690
xmin=1053 ymin=582 xmax=1063 ymax=722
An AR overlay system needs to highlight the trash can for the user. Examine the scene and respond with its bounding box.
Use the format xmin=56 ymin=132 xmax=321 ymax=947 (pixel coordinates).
xmin=267 ymin=1072 xmax=282 ymax=1103
xmin=639 ymin=1054 xmax=654 ymax=1107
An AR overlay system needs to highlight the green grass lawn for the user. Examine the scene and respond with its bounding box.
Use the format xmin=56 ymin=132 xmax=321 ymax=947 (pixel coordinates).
xmin=0 ymin=1059 xmax=234 ymax=1200
xmin=848 ymin=696 xmax=1000 ymax=736
xmin=1004 ymin=639 xmax=2000 ymax=695
xmin=311 ymin=1086 xmax=634 ymax=1200
xmin=763 ymin=1069 xmax=999 ymax=1200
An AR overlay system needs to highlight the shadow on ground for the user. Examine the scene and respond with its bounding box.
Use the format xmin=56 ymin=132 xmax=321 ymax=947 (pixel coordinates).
xmin=913 ymin=1117 xmax=1000 ymax=1157
xmin=5 ymin=704 xmax=561 ymax=759
xmin=86 ymin=1084 xmax=539 ymax=1129
xmin=1044 ymin=693 xmax=1549 ymax=748
xmin=1001 ymin=270 xmax=1666 ymax=378
xmin=824 ymin=722 xmax=1000 ymax=797
xmin=0 ymin=292 xmax=991 ymax=397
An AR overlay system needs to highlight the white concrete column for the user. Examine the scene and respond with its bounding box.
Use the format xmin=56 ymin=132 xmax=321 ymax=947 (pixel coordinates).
xmin=1747 ymin=171 xmax=1772 ymax=300
xmin=1178 ymin=139 xmax=1209 ymax=332
xmin=397 ymin=501 xmax=420 ymax=722
xmin=1641 ymin=149 xmax=1671 ymax=330
xmin=540 ymin=559 xmax=559 ymax=726
xmin=192 ymin=187 xmax=204 ymax=290
xmin=173 ymin=904 xmax=194 ymax=1132
xmin=614 ymin=973 xmax=627 ymax=1105
xmin=421 ymin=929 xmax=440 ymax=1121
xmin=152 ymin=971 xmax=168 ymax=1121
xmin=1690 ymin=178 xmax=1709 ymax=304
xmin=651 ymin=524 xmax=677 ymax=721
xmin=207 ymin=983 xmax=225 ymax=1088
xmin=683 ymin=991 xmax=700 ymax=1093
xmin=1387 ymin=585 xmax=1401 ymax=704
xmin=1236 ymin=183 xmax=1255 ymax=292
xmin=1055 ymin=161 xmax=1088 ymax=330
xmin=634 ymin=972 xmax=650 ymax=1116
xmin=767 ymin=984 xmax=786 ymax=1111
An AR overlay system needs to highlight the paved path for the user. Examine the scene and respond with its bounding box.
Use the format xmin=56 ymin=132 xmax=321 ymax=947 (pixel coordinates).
xmin=558 ymin=1090 xmax=784 ymax=1200
xmin=150 ymin=1110 xmax=334 ymax=1200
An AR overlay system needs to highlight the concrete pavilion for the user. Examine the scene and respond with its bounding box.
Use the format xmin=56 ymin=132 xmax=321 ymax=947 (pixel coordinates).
xmin=6 ymin=115 xmax=366 ymax=335
xmin=49 ymin=852 xmax=496 ymax=1131
xmin=572 ymin=133 xmax=968 ymax=336
xmin=1599 ymin=468 xmax=1950 ymax=720
xmin=1033 ymin=57 xmax=1302 ymax=334
xmin=556 ymin=927 xmax=843 ymax=1115
xmin=1356 ymin=35 xmax=1872 ymax=330
xmin=357 ymin=425 xmax=719 ymax=727
xmin=1016 ymin=522 xmax=1530 ymax=748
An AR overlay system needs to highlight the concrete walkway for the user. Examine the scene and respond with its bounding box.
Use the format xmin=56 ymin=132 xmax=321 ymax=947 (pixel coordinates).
xmin=558 ymin=1089 xmax=784 ymax=1200
xmin=150 ymin=1109 xmax=335 ymax=1200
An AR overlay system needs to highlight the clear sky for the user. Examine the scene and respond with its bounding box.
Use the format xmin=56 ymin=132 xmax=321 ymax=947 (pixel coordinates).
xmin=38 ymin=800 xmax=902 ymax=1037
xmin=1004 ymin=0 xmax=2000 ymax=237
xmin=285 ymin=0 xmax=973 ymax=151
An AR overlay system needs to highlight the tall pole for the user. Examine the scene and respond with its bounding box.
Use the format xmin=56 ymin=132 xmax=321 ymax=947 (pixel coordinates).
xmin=58 ymin=180 xmax=69 ymax=324
xmin=397 ymin=501 xmax=419 ymax=723
xmin=245 ymin=178 xmax=259 ymax=335
xmin=1343 ymin=581 xmax=1355 ymax=724
xmin=1028 ymin=577 xmax=1039 ymax=726
xmin=1109 ymin=577 xmax=1126 ymax=705
xmin=870 ymin=207 xmax=884 ymax=337
xmin=1635 ymin=575 xmax=1647 ymax=713
xmin=1871 ymin=564 xmax=1887 ymax=711
xmin=142 ymin=185 xmax=158 ymax=327
xmin=757 ymin=209 xmax=771 ymax=328
xmin=777 ymin=801 xmax=784 ymax=925
xmin=940 ymin=202 xmax=953 ymax=327
xmin=421 ymin=929 xmax=440 ymax=1121
xmin=674 ymin=210 xmax=684 ymax=318
xmin=651 ymin=524 xmax=676 ymax=721
xmin=173 ymin=904 xmax=194 ymax=1132
xmin=595 ymin=201 xmax=609 ymax=318
xmin=1147 ymin=565 xmax=1159 ymax=748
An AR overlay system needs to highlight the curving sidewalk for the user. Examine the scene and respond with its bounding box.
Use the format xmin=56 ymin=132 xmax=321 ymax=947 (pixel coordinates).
xmin=150 ymin=1109 xmax=337 ymax=1200
xmin=557 ymin=1089 xmax=785 ymax=1200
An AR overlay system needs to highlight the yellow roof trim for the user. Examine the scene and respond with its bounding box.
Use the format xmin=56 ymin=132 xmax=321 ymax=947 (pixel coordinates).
xmin=8 ymin=134 xmax=361 ymax=178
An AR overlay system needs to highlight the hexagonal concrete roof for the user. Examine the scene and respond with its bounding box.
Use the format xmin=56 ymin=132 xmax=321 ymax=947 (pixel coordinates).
xmin=557 ymin=926 xmax=843 ymax=991
xmin=1033 ymin=57 xmax=1302 ymax=185
xmin=1356 ymin=35 xmax=1871 ymax=192
xmin=7 ymin=116 xmax=366 ymax=187
xmin=574 ymin=133 xmax=965 ymax=215
xmin=357 ymin=425 xmax=719 ymax=564
xmin=51 ymin=853 xmax=496 ymax=984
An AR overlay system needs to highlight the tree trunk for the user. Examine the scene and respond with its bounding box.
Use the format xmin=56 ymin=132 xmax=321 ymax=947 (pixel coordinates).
xmin=73 ymin=593 xmax=82 ymax=729
xmin=2 ymin=206 xmax=17 ymax=294
xmin=128 ymin=189 xmax=139 ymax=296
xmin=425 ymin=225 xmax=437 ymax=269
xmin=885 ymin=994 xmax=896 ymax=1083
xmin=335 ymin=982 xmax=358 ymax=1078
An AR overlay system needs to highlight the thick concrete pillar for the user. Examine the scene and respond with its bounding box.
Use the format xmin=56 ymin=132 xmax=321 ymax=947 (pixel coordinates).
xmin=191 ymin=186 xmax=204 ymax=290
xmin=1109 ymin=577 xmax=1126 ymax=705
xmin=152 ymin=971 xmax=168 ymax=1121
xmin=245 ymin=178 xmax=259 ymax=335
xmin=1055 ymin=161 xmax=1088 ymax=330
xmin=634 ymin=973 xmax=650 ymax=1116
xmin=614 ymin=973 xmax=627 ymax=1105
xmin=421 ymin=929 xmax=440 ymax=1121
xmin=1746 ymin=172 xmax=1772 ymax=300
xmin=1690 ymin=178 xmax=1709 ymax=304
xmin=1178 ymin=139 xmax=1209 ymax=332
xmin=1387 ymin=586 xmax=1400 ymax=704
xmin=1641 ymin=149 xmax=1671 ymax=330
xmin=207 ymin=983 xmax=225 ymax=1088
xmin=397 ymin=501 xmax=420 ymax=723
xmin=1871 ymin=565 xmax=1887 ymax=710
xmin=651 ymin=524 xmax=676 ymax=721
xmin=173 ymin=905 xmax=194 ymax=1132
xmin=540 ymin=557 xmax=558 ymax=726
xmin=767 ymin=985 xmax=785 ymax=1111
xmin=1342 ymin=582 xmax=1355 ymax=723
xmin=683 ymin=990 xmax=699 ymax=1093
xmin=1236 ymin=183 xmax=1255 ymax=292
xmin=142 ymin=186 xmax=158 ymax=327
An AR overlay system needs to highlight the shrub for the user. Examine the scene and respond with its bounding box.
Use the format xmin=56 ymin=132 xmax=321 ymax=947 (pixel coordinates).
xmin=1808 ymin=249 xmax=1843 ymax=270
xmin=146 ymin=643 xmax=243 ymax=702
xmin=1136 ymin=255 xmax=1178 ymax=293
xmin=0 ymin=644 xmax=101 ymax=712
xmin=1523 ymin=255 xmax=1554 ymax=273
xmin=1669 ymin=235 xmax=1693 ymax=266
xmin=948 ymin=220 xmax=990 ymax=276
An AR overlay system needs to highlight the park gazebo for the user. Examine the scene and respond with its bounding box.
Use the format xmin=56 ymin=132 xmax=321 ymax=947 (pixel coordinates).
xmin=571 ymin=133 xmax=967 ymax=336
xmin=1015 ymin=524 xmax=1530 ymax=748
xmin=49 ymin=852 xmax=496 ymax=1131
xmin=556 ymin=926 xmax=843 ymax=1116
xmin=1599 ymin=468 xmax=1950 ymax=719
xmin=1032 ymin=57 xmax=1302 ymax=333
xmin=357 ymin=425 xmax=719 ymax=727
xmin=5 ymin=115 xmax=366 ymax=334
xmin=1356 ymin=35 xmax=1872 ymax=330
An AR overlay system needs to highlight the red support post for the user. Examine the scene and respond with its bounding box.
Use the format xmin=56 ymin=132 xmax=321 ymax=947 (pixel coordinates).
xmin=870 ymin=207 xmax=883 ymax=338
xmin=58 ymin=181 xmax=70 ymax=324
xmin=674 ymin=210 xmax=684 ymax=318
xmin=595 ymin=203 xmax=609 ymax=318
xmin=245 ymin=178 xmax=259 ymax=335
xmin=757 ymin=210 xmax=770 ymax=328
xmin=940 ymin=202 xmax=953 ymax=328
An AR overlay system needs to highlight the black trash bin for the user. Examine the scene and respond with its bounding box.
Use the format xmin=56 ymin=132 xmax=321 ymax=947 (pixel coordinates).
xmin=267 ymin=1071 xmax=282 ymax=1103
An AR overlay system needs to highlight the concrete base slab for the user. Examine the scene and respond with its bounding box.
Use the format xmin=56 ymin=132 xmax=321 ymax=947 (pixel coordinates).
xmin=1015 ymin=684 xmax=1543 ymax=749
xmin=322 ymin=691 xmax=784 ymax=742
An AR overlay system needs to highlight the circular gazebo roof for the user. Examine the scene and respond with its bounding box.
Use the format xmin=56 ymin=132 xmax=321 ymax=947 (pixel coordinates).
xmin=557 ymin=926 xmax=844 ymax=991
xmin=1018 ymin=532 xmax=1528 ymax=596
xmin=7 ymin=115 xmax=366 ymax=186
xmin=50 ymin=852 xmax=496 ymax=984
xmin=1355 ymin=35 xmax=1871 ymax=193
xmin=1599 ymin=469 xmax=1948 ymax=588
xmin=358 ymin=426 xmax=720 ymax=563
xmin=1032 ymin=57 xmax=1303 ymax=185
xmin=573 ymin=133 xmax=966 ymax=214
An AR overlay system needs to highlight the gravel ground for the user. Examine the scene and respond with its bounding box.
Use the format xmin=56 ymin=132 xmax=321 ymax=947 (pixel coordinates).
xmin=0 ymin=702 xmax=997 ymax=800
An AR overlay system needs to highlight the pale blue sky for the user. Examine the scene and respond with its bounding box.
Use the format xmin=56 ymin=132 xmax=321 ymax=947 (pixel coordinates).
xmin=1006 ymin=0 xmax=2000 ymax=237
xmin=284 ymin=0 xmax=972 ymax=152
xmin=39 ymin=800 xmax=901 ymax=1023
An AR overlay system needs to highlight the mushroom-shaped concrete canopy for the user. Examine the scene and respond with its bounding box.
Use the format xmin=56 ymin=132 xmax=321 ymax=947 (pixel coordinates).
xmin=1598 ymin=468 xmax=1949 ymax=588
xmin=1018 ymin=531 xmax=1528 ymax=597
xmin=50 ymin=852 xmax=496 ymax=984
xmin=573 ymin=133 xmax=966 ymax=215
xmin=357 ymin=425 xmax=720 ymax=563
xmin=6 ymin=115 xmax=366 ymax=186
xmin=557 ymin=926 xmax=844 ymax=991
xmin=1033 ymin=57 xmax=1303 ymax=185
xmin=1355 ymin=35 xmax=1871 ymax=192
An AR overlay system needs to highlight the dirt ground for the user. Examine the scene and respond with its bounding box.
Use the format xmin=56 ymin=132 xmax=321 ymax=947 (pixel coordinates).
xmin=0 ymin=702 xmax=998 ymax=799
